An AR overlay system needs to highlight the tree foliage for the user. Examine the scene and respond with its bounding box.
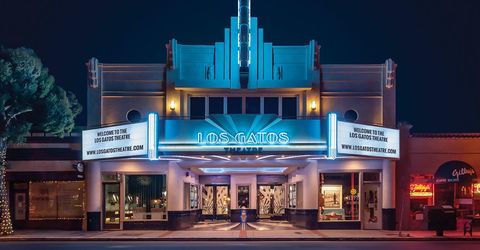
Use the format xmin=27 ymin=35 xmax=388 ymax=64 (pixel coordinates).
xmin=0 ymin=46 xmax=82 ymax=235
xmin=0 ymin=47 xmax=82 ymax=143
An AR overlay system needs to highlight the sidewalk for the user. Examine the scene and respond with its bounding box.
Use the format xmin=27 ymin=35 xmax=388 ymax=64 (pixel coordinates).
xmin=1 ymin=229 xmax=479 ymax=241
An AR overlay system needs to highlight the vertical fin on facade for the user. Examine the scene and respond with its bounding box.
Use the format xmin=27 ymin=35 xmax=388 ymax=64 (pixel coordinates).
xmin=385 ymin=58 xmax=396 ymax=89
xmin=86 ymin=57 xmax=99 ymax=88
xmin=238 ymin=0 xmax=251 ymax=88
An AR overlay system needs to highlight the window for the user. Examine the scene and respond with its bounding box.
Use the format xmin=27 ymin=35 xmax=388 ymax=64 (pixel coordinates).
xmin=288 ymin=184 xmax=297 ymax=208
xmin=126 ymin=110 xmax=142 ymax=123
xmin=282 ymin=97 xmax=297 ymax=119
xmin=190 ymin=185 xmax=199 ymax=209
xmin=190 ymin=97 xmax=205 ymax=119
xmin=227 ymin=97 xmax=242 ymax=114
xmin=237 ymin=185 xmax=250 ymax=208
xmin=184 ymin=183 xmax=199 ymax=210
xmin=363 ymin=172 xmax=380 ymax=182
xmin=246 ymin=97 xmax=260 ymax=114
xmin=208 ymin=97 xmax=224 ymax=115
xmin=29 ymin=181 xmax=84 ymax=220
xmin=264 ymin=97 xmax=279 ymax=115
xmin=124 ymin=175 xmax=167 ymax=221
xmin=319 ymin=173 xmax=359 ymax=221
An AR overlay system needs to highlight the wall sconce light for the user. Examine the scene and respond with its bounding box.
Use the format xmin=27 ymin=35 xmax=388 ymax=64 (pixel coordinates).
xmin=310 ymin=100 xmax=317 ymax=111
xmin=169 ymin=100 xmax=176 ymax=111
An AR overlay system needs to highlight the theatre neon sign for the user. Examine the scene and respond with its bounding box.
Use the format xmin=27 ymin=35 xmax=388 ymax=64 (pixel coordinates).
xmin=409 ymin=183 xmax=433 ymax=197
xmin=197 ymin=132 xmax=290 ymax=145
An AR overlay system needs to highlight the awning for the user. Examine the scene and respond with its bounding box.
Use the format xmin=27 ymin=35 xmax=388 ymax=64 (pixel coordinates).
xmin=434 ymin=160 xmax=477 ymax=184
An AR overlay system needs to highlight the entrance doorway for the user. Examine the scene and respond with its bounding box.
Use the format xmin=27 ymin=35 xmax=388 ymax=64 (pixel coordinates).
xmin=257 ymin=185 xmax=285 ymax=219
xmin=363 ymin=183 xmax=381 ymax=229
xmin=202 ymin=185 xmax=230 ymax=220
xmin=103 ymin=183 xmax=121 ymax=230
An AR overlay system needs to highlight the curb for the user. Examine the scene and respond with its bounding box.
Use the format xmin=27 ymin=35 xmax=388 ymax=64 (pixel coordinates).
xmin=1 ymin=237 xmax=480 ymax=242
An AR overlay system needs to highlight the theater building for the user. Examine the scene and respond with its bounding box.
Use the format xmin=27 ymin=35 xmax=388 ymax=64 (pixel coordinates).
xmin=83 ymin=1 xmax=399 ymax=231
xmin=397 ymin=124 xmax=480 ymax=231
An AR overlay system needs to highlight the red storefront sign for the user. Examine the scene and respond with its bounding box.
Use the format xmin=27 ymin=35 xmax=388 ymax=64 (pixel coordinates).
xmin=410 ymin=183 xmax=433 ymax=197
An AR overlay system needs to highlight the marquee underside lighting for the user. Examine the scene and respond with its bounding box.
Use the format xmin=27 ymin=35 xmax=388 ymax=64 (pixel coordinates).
xmin=199 ymin=167 xmax=287 ymax=174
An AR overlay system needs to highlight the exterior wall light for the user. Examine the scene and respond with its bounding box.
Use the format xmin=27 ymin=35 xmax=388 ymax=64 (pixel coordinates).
xmin=310 ymin=101 xmax=317 ymax=111
xmin=169 ymin=100 xmax=176 ymax=111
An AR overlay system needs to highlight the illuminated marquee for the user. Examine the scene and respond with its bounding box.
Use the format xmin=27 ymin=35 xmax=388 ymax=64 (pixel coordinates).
xmin=409 ymin=183 xmax=433 ymax=197
xmin=159 ymin=114 xmax=325 ymax=153
xmin=197 ymin=132 xmax=289 ymax=145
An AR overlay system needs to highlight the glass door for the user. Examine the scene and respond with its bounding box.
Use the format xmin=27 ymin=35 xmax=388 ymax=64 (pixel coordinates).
xmin=202 ymin=185 xmax=230 ymax=219
xmin=202 ymin=186 xmax=214 ymax=216
xmin=258 ymin=185 xmax=285 ymax=219
xmin=103 ymin=183 xmax=121 ymax=230
xmin=215 ymin=185 xmax=230 ymax=217
xmin=363 ymin=183 xmax=381 ymax=229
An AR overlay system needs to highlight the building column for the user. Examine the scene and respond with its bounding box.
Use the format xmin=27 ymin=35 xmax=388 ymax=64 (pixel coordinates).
xmin=86 ymin=161 xmax=102 ymax=231
xmin=382 ymin=160 xmax=396 ymax=230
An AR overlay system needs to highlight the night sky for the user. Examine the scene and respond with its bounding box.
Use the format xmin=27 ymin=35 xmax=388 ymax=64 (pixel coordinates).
xmin=1 ymin=0 xmax=479 ymax=132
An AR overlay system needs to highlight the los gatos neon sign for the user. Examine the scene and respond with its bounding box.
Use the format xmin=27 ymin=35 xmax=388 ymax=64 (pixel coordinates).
xmin=197 ymin=132 xmax=289 ymax=153
xmin=197 ymin=132 xmax=289 ymax=145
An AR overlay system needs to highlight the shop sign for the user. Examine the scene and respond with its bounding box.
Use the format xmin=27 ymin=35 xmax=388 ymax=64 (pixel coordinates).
xmin=82 ymin=122 xmax=148 ymax=160
xmin=434 ymin=161 xmax=477 ymax=184
xmin=336 ymin=121 xmax=400 ymax=159
xmin=409 ymin=183 xmax=433 ymax=197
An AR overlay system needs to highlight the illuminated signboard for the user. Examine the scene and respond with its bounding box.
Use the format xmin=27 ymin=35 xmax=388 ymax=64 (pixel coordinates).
xmin=82 ymin=122 xmax=148 ymax=160
xmin=409 ymin=183 xmax=433 ymax=197
xmin=159 ymin=114 xmax=325 ymax=153
xmin=337 ymin=121 xmax=400 ymax=159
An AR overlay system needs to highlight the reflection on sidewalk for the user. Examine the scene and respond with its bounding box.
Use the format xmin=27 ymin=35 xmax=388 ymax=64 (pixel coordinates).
xmin=189 ymin=220 xmax=299 ymax=231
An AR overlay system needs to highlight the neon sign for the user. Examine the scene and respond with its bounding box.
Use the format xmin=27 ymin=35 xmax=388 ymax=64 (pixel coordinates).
xmin=409 ymin=183 xmax=433 ymax=197
xmin=197 ymin=132 xmax=289 ymax=145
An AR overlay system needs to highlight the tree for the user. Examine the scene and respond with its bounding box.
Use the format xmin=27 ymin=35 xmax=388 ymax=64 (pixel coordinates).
xmin=0 ymin=47 xmax=82 ymax=235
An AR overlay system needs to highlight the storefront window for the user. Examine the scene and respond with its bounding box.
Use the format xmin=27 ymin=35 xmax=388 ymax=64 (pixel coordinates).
xmin=58 ymin=182 xmax=84 ymax=218
xmin=319 ymin=173 xmax=359 ymax=221
xmin=29 ymin=181 xmax=84 ymax=220
xmin=125 ymin=175 xmax=167 ymax=221
xmin=409 ymin=177 xmax=434 ymax=221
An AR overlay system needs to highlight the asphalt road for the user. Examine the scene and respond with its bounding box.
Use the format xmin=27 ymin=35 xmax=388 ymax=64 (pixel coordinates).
xmin=0 ymin=241 xmax=479 ymax=250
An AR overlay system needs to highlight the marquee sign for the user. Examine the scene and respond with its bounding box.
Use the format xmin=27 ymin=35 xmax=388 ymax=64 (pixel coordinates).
xmin=336 ymin=121 xmax=400 ymax=159
xmin=159 ymin=114 xmax=325 ymax=153
xmin=82 ymin=122 xmax=149 ymax=160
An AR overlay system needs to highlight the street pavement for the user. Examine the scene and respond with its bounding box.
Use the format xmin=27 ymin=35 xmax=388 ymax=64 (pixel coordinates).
xmin=0 ymin=221 xmax=479 ymax=242
xmin=1 ymin=241 xmax=480 ymax=250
